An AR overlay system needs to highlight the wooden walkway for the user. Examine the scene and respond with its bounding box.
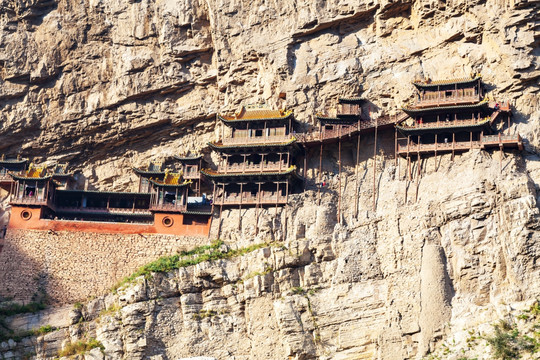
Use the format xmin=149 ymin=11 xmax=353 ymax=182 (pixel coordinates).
xmin=397 ymin=134 xmax=523 ymax=156
xmin=296 ymin=113 xmax=409 ymax=146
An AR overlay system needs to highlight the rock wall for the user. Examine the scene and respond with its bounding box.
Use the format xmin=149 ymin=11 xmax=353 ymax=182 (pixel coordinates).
xmin=0 ymin=0 xmax=538 ymax=189
xmin=1 ymin=0 xmax=540 ymax=358
xmin=0 ymin=229 xmax=204 ymax=304
xmin=2 ymin=149 xmax=540 ymax=359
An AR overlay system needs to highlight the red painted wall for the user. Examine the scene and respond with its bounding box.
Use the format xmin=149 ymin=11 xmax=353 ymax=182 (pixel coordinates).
xmin=8 ymin=206 xmax=211 ymax=237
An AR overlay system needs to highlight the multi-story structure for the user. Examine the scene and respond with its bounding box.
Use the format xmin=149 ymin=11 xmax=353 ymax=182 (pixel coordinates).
xmin=202 ymin=105 xmax=302 ymax=210
xmin=395 ymin=76 xmax=522 ymax=160
xmin=174 ymin=154 xmax=204 ymax=196
xmin=0 ymin=155 xmax=28 ymax=193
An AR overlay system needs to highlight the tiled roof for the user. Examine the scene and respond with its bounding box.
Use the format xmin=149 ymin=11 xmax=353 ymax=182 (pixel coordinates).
xmin=57 ymin=189 xmax=151 ymax=196
xmin=149 ymin=178 xmax=192 ymax=188
xmin=0 ymin=157 xmax=28 ymax=165
xmin=207 ymin=138 xmax=297 ymax=150
xmin=338 ymin=97 xmax=364 ymax=104
xmin=132 ymin=167 xmax=166 ymax=176
xmin=174 ymin=155 xmax=202 ymax=161
xmin=219 ymin=107 xmax=293 ymax=122
xmin=396 ymin=117 xmax=491 ymax=134
xmin=201 ymin=166 xmax=297 ymax=178
xmin=402 ymin=99 xmax=489 ymax=115
xmin=412 ymin=75 xmax=482 ymax=88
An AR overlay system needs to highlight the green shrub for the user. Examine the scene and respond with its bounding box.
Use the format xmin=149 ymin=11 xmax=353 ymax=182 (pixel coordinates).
xmin=33 ymin=325 xmax=55 ymax=336
xmin=486 ymin=322 xmax=537 ymax=359
xmin=111 ymin=240 xmax=272 ymax=292
xmin=291 ymin=287 xmax=304 ymax=295
xmin=58 ymin=338 xmax=104 ymax=357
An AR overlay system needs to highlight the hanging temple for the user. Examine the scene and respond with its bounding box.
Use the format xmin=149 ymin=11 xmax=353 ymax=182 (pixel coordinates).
xmin=0 ymin=75 xmax=522 ymax=237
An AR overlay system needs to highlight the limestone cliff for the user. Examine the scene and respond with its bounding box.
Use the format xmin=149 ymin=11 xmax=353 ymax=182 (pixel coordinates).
xmin=1 ymin=0 xmax=540 ymax=359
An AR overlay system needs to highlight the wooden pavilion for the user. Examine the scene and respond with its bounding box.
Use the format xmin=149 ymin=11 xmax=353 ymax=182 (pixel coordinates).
xmin=204 ymin=105 xmax=303 ymax=232
xmin=0 ymin=155 xmax=28 ymax=192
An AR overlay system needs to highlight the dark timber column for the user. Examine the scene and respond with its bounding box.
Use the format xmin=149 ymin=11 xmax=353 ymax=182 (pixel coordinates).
xmin=217 ymin=183 xmax=225 ymax=239
xmin=372 ymin=118 xmax=378 ymax=212
xmin=452 ymin=133 xmax=456 ymax=161
xmin=318 ymin=142 xmax=323 ymax=205
xmin=238 ymin=183 xmax=243 ymax=230
xmin=338 ymin=137 xmax=342 ymax=224
xmin=434 ymin=133 xmax=438 ymax=172
xmin=355 ymin=126 xmax=361 ymax=217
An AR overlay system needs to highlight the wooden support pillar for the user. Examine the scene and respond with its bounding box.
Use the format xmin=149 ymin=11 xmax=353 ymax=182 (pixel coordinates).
xmin=372 ymin=118 xmax=378 ymax=212
xmin=216 ymin=183 xmax=225 ymax=239
xmin=303 ymin=150 xmax=308 ymax=190
xmin=434 ymin=133 xmax=438 ymax=172
xmin=407 ymin=135 xmax=411 ymax=180
xmin=338 ymin=137 xmax=342 ymax=224
xmin=452 ymin=133 xmax=456 ymax=161
xmin=355 ymin=126 xmax=361 ymax=218
xmin=238 ymin=183 xmax=243 ymax=230
xmin=394 ymin=128 xmax=398 ymax=166
xmin=415 ymin=151 xmax=421 ymax=203
xmin=318 ymin=142 xmax=323 ymax=205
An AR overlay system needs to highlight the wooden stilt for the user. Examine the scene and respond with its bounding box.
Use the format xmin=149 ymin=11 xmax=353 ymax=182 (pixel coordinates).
xmin=338 ymin=137 xmax=342 ymax=224
xmin=372 ymin=118 xmax=378 ymax=212
xmin=415 ymin=152 xmax=421 ymax=203
xmin=355 ymin=127 xmax=361 ymax=217
xmin=303 ymin=150 xmax=308 ymax=190
xmin=434 ymin=133 xmax=438 ymax=172
xmin=407 ymin=135 xmax=411 ymax=180
xmin=238 ymin=183 xmax=243 ymax=230
xmin=394 ymin=129 xmax=398 ymax=166
xmin=452 ymin=133 xmax=455 ymax=161
xmin=255 ymin=182 xmax=262 ymax=235
xmin=407 ymin=156 xmax=411 ymax=181
xmin=318 ymin=142 xmax=323 ymax=205
xmin=217 ymin=204 xmax=223 ymax=239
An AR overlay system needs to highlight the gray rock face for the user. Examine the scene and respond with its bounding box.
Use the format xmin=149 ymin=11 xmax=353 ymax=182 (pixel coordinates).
xmin=0 ymin=0 xmax=538 ymax=189
xmin=2 ymin=150 xmax=540 ymax=359
xmin=1 ymin=0 xmax=539 ymax=359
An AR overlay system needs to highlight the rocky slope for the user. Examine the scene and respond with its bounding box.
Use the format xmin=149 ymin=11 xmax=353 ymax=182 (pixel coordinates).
xmin=2 ymin=149 xmax=540 ymax=359
xmin=1 ymin=0 xmax=540 ymax=359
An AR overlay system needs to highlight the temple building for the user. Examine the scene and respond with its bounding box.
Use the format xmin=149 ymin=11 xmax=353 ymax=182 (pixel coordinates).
xmin=9 ymin=163 xmax=74 ymax=227
xmin=7 ymin=162 xmax=211 ymax=236
xmin=0 ymin=155 xmax=28 ymax=193
xmin=132 ymin=161 xmax=166 ymax=193
xmin=395 ymin=75 xmax=522 ymax=160
xmin=202 ymin=105 xmax=302 ymax=212
xmin=174 ymin=154 xmax=204 ymax=196
xmin=315 ymin=97 xmax=366 ymax=139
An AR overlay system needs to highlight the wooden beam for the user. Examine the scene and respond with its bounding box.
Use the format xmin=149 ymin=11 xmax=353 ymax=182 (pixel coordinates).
xmin=338 ymin=137 xmax=342 ymax=224
xmin=372 ymin=118 xmax=378 ymax=212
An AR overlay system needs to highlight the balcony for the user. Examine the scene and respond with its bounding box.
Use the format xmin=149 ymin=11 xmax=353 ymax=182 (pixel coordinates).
xmin=397 ymin=133 xmax=522 ymax=155
xmin=214 ymin=193 xmax=288 ymax=206
xmin=221 ymin=135 xmax=293 ymax=146
xmin=55 ymin=206 xmax=152 ymax=216
xmin=416 ymin=94 xmax=482 ymax=108
xmin=337 ymin=103 xmax=361 ymax=117
xmin=218 ymin=161 xmax=288 ymax=174
xmin=150 ymin=203 xmax=187 ymax=212
xmin=11 ymin=196 xmax=51 ymax=207
xmin=399 ymin=117 xmax=487 ymax=130
xmin=183 ymin=170 xmax=200 ymax=179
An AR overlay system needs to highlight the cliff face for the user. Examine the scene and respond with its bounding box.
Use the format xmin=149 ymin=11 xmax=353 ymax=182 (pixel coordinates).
xmin=0 ymin=0 xmax=538 ymax=188
xmin=3 ymin=150 xmax=540 ymax=359
xmin=1 ymin=0 xmax=540 ymax=359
